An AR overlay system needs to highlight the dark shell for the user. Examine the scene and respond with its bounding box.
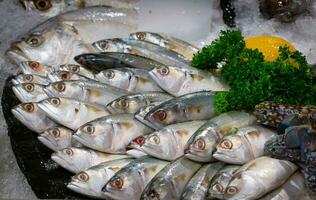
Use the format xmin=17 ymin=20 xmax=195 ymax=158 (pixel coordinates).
xmin=1 ymin=76 xmax=91 ymax=199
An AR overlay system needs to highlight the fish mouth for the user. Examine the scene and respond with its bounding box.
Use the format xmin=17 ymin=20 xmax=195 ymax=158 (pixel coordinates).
xmin=12 ymin=78 xmax=20 ymax=85
xmin=6 ymin=43 xmax=28 ymax=64
xmin=213 ymin=151 xmax=236 ymax=163
xmin=126 ymin=149 xmax=147 ymax=158
xmin=67 ymin=182 xmax=83 ymax=193
xmin=11 ymin=108 xmax=26 ymax=124
xmin=51 ymin=153 xmax=76 ymax=173
xmin=38 ymin=134 xmax=57 ymax=151
xmin=11 ymin=86 xmax=24 ymax=102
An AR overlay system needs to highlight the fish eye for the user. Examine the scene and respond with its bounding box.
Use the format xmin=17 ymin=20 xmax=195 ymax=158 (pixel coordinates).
xmin=26 ymin=35 xmax=44 ymax=47
xmin=194 ymin=139 xmax=206 ymax=150
xmin=23 ymin=74 xmax=33 ymax=82
xmin=22 ymin=103 xmax=35 ymax=112
xmin=77 ymin=172 xmax=89 ymax=182
xmin=28 ymin=61 xmax=40 ymax=70
xmin=157 ymin=66 xmax=169 ymax=76
xmin=50 ymin=98 xmax=60 ymax=106
xmin=212 ymin=183 xmax=223 ymax=192
xmin=219 ymin=139 xmax=233 ymax=149
xmin=226 ymin=186 xmax=238 ymax=195
xmin=110 ymin=177 xmax=124 ymax=189
xmin=64 ymin=148 xmax=74 ymax=156
xmin=149 ymin=135 xmax=160 ymax=144
xmin=153 ymin=110 xmax=167 ymax=121
xmin=118 ymin=99 xmax=128 ymax=108
xmin=104 ymin=70 xmax=115 ymax=79
xmin=70 ymin=65 xmax=80 ymax=73
xmin=136 ymin=32 xmax=145 ymax=40
xmin=82 ymin=124 xmax=95 ymax=135
xmin=59 ymin=71 xmax=71 ymax=80
xmin=133 ymin=136 xmax=145 ymax=145
xmin=48 ymin=128 xmax=60 ymax=138
xmin=23 ymin=83 xmax=34 ymax=92
xmin=53 ymin=82 xmax=66 ymax=92
xmin=277 ymin=0 xmax=289 ymax=7
xmin=34 ymin=0 xmax=52 ymax=11
xmin=99 ymin=41 xmax=109 ymax=49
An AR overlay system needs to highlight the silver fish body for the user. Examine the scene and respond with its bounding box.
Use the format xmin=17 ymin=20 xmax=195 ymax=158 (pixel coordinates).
xmin=96 ymin=68 xmax=162 ymax=92
xmin=12 ymin=83 xmax=48 ymax=102
xmin=224 ymin=156 xmax=297 ymax=200
xmin=11 ymin=102 xmax=57 ymax=133
xmin=93 ymin=38 xmax=191 ymax=68
xmin=18 ymin=61 xmax=54 ymax=77
xmin=102 ymin=156 xmax=169 ymax=200
xmin=149 ymin=65 xmax=230 ymax=96
xmin=7 ymin=6 xmax=137 ymax=66
xmin=182 ymin=162 xmax=225 ymax=200
xmin=51 ymin=147 xmax=131 ymax=173
xmin=134 ymin=103 xmax=161 ymax=129
xmin=213 ymin=125 xmax=277 ymax=165
xmin=12 ymin=74 xmax=50 ymax=86
xmin=59 ymin=64 xmax=97 ymax=80
xmin=67 ymin=158 xmax=134 ymax=198
xmin=74 ymin=114 xmax=153 ymax=153
xmin=106 ymin=92 xmax=173 ymax=114
xmin=38 ymin=97 xmax=110 ymax=130
xmin=44 ymin=80 xmax=128 ymax=106
xmin=141 ymin=156 xmax=202 ymax=200
xmin=141 ymin=121 xmax=206 ymax=161
xmin=144 ymin=91 xmax=217 ymax=129
xmin=129 ymin=32 xmax=200 ymax=60
xmin=259 ymin=171 xmax=306 ymax=200
xmin=75 ymin=52 xmax=165 ymax=72
xmin=185 ymin=111 xmax=257 ymax=162
xmin=38 ymin=126 xmax=78 ymax=151
xmin=47 ymin=70 xmax=91 ymax=82
xmin=208 ymin=165 xmax=241 ymax=200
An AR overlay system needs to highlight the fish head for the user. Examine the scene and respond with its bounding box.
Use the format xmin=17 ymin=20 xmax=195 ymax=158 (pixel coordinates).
xmin=96 ymin=69 xmax=131 ymax=89
xmin=126 ymin=135 xmax=148 ymax=158
xmin=93 ymin=38 xmax=127 ymax=52
xmin=44 ymin=81 xmax=85 ymax=99
xmin=68 ymin=166 xmax=109 ymax=198
xmin=141 ymin=129 xmax=178 ymax=160
xmin=12 ymin=74 xmax=35 ymax=85
xmin=20 ymin=0 xmax=67 ymax=17
xmin=19 ymin=61 xmax=51 ymax=76
xmin=59 ymin=64 xmax=82 ymax=74
xmin=224 ymin=172 xmax=263 ymax=200
xmin=47 ymin=71 xmax=81 ymax=82
xmin=129 ymin=32 xmax=162 ymax=44
xmin=149 ymin=66 xmax=186 ymax=94
xmin=107 ymin=94 xmax=147 ymax=114
xmin=74 ymin=121 xmax=113 ymax=152
xmin=213 ymin=135 xmax=248 ymax=164
xmin=6 ymin=23 xmax=82 ymax=66
xmin=184 ymin=126 xmax=219 ymax=162
xmin=11 ymin=102 xmax=42 ymax=128
xmin=51 ymin=147 xmax=90 ymax=173
xmin=12 ymin=83 xmax=46 ymax=102
xmin=38 ymin=126 xmax=73 ymax=151
xmin=103 ymin=168 xmax=142 ymax=200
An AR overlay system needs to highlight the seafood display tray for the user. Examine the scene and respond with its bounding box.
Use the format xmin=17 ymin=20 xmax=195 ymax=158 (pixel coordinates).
xmin=2 ymin=76 xmax=89 ymax=199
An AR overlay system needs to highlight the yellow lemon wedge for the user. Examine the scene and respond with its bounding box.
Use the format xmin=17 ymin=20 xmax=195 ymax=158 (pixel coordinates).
xmin=245 ymin=36 xmax=296 ymax=61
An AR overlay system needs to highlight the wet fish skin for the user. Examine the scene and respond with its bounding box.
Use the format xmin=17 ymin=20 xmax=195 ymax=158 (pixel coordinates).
xmin=149 ymin=65 xmax=230 ymax=96
xmin=208 ymin=165 xmax=241 ymax=200
xmin=38 ymin=97 xmax=110 ymax=130
xmin=47 ymin=70 xmax=91 ymax=82
xmin=96 ymin=67 xmax=162 ymax=92
xmin=106 ymin=92 xmax=173 ymax=114
xmin=12 ymin=74 xmax=50 ymax=86
xmin=44 ymin=80 xmax=128 ymax=106
xmin=141 ymin=156 xmax=202 ymax=200
xmin=67 ymin=158 xmax=134 ymax=199
xmin=12 ymin=83 xmax=48 ymax=102
xmin=213 ymin=125 xmax=277 ymax=165
xmin=51 ymin=147 xmax=131 ymax=173
xmin=18 ymin=61 xmax=54 ymax=77
xmin=6 ymin=6 xmax=137 ymax=66
xmin=181 ymin=162 xmax=225 ymax=200
xmin=38 ymin=126 xmax=76 ymax=151
xmin=102 ymin=156 xmax=169 ymax=200
xmin=126 ymin=135 xmax=148 ymax=158
xmin=224 ymin=156 xmax=297 ymax=200
xmin=129 ymin=32 xmax=200 ymax=60
xmin=134 ymin=102 xmax=162 ymax=129
xmin=59 ymin=64 xmax=97 ymax=80
xmin=185 ymin=111 xmax=257 ymax=162
xmin=11 ymin=102 xmax=56 ymax=133
xmin=93 ymin=38 xmax=191 ymax=68
xmin=259 ymin=171 xmax=306 ymax=200
xmin=74 ymin=114 xmax=153 ymax=153
xmin=141 ymin=121 xmax=206 ymax=161
xmin=144 ymin=91 xmax=217 ymax=130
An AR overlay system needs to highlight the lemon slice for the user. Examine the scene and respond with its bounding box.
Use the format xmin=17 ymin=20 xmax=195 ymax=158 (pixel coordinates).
xmin=245 ymin=36 xmax=296 ymax=61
